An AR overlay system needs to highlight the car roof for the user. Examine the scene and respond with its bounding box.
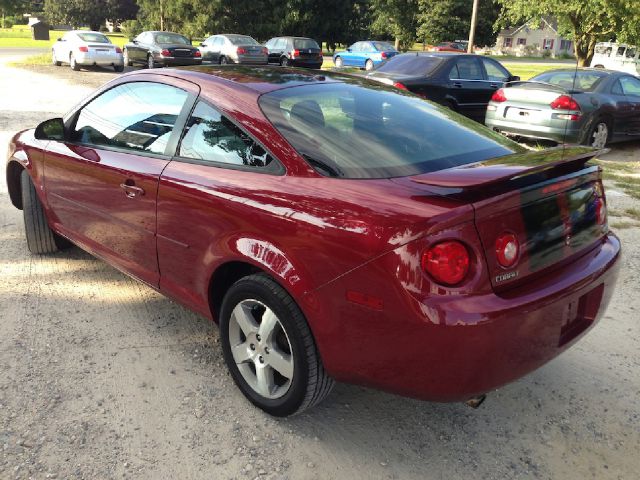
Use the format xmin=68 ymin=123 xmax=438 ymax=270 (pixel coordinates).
xmin=70 ymin=30 xmax=104 ymax=35
xmin=394 ymin=52 xmax=470 ymax=59
xmin=135 ymin=65 xmax=350 ymax=95
xmin=533 ymin=67 xmax=616 ymax=75
xmin=270 ymin=36 xmax=315 ymax=40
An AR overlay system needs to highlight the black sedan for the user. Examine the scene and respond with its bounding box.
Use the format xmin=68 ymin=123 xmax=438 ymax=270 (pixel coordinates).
xmin=367 ymin=52 xmax=519 ymax=123
xmin=124 ymin=31 xmax=202 ymax=69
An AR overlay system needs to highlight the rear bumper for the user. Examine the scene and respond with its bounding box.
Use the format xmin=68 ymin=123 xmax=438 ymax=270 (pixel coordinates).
xmin=291 ymin=59 xmax=323 ymax=69
xmin=485 ymin=109 xmax=585 ymax=144
xmin=304 ymin=232 xmax=621 ymax=401
xmin=158 ymin=57 xmax=202 ymax=66
xmin=76 ymin=53 xmax=124 ymax=67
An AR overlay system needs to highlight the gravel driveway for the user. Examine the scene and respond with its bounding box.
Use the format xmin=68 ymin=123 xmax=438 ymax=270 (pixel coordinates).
xmin=1 ymin=58 xmax=639 ymax=480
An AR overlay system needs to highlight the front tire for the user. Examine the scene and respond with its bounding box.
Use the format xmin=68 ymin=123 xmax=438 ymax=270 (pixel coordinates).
xmin=52 ymin=50 xmax=61 ymax=66
xmin=220 ymin=274 xmax=334 ymax=417
xmin=583 ymin=118 xmax=610 ymax=149
xmin=124 ymin=49 xmax=132 ymax=67
xmin=20 ymin=170 xmax=59 ymax=254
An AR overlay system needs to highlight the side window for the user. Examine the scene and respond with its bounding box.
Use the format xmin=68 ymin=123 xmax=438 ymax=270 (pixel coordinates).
xmin=482 ymin=58 xmax=510 ymax=82
xmin=275 ymin=38 xmax=286 ymax=49
xmin=71 ymin=82 xmax=188 ymax=155
xmin=451 ymin=58 xmax=483 ymax=80
xmin=612 ymin=80 xmax=623 ymax=95
xmin=212 ymin=37 xmax=223 ymax=48
xmin=620 ymin=76 xmax=640 ymax=96
xmin=265 ymin=39 xmax=274 ymax=49
xmin=179 ymin=102 xmax=274 ymax=168
xmin=616 ymin=47 xmax=626 ymax=57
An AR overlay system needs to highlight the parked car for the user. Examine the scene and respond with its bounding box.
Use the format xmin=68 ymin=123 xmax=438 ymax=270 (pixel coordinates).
xmin=485 ymin=68 xmax=640 ymax=148
xmin=367 ymin=52 xmax=519 ymax=122
xmin=264 ymin=36 xmax=323 ymax=68
xmin=590 ymin=42 xmax=640 ymax=75
xmin=52 ymin=30 xmax=124 ymax=72
xmin=430 ymin=41 xmax=467 ymax=52
xmin=332 ymin=40 xmax=398 ymax=70
xmin=199 ymin=34 xmax=268 ymax=65
xmin=7 ymin=66 xmax=620 ymax=416
xmin=123 ymin=31 xmax=202 ymax=69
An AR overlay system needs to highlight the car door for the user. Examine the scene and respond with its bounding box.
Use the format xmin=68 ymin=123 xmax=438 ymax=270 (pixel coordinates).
xmin=156 ymin=100 xmax=283 ymax=316
xmin=200 ymin=35 xmax=215 ymax=61
xmin=615 ymin=75 xmax=640 ymax=135
xmin=43 ymin=78 xmax=198 ymax=286
xmin=478 ymin=57 xmax=512 ymax=113
xmin=447 ymin=56 xmax=488 ymax=122
xmin=129 ymin=32 xmax=147 ymax=62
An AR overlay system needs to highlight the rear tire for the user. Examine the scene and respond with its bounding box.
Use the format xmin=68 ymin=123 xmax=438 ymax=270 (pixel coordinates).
xmin=280 ymin=56 xmax=289 ymax=67
xmin=114 ymin=64 xmax=124 ymax=72
xmin=220 ymin=56 xmax=228 ymax=65
xmin=124 ymin=49 xmax=132 ymax=67
xmin=365 ymin=59 xmax=374 ymax=71
xmin=147 ymin=54 xmax=155 ymax=69
xmin=593 ymin=64 xmax=605 ymax=69
xmin=334 ymin=56 xmax=343 ymax=68
xmin=583 ymin=118 xmax=610 ymax=149
xmin=70 ymin=53 xmax=80 ymax=71
xmin=219 ymin=274 xmax=334 ymax=416
xmin=20 ymin=170 xmax=59 ymax=254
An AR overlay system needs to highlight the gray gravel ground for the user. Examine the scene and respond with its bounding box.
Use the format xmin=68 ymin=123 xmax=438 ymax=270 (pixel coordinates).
xmin=1 ymin=58 xmax=639 ymax=480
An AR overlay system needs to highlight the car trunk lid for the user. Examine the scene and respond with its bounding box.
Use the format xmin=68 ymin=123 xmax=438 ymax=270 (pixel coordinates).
xmin=392 ymin=146 xmax=609 ymax=292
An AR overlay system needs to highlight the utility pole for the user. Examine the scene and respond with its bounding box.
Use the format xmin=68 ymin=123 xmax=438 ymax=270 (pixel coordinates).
xmin=468 ymin=0 xmax=479 ymax=53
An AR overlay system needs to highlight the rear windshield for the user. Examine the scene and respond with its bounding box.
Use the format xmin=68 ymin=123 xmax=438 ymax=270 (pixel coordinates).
xmin=259 ymin=82 xmax=519 ymax=179
xmin=227 ymin=35 xmax=259 ymax=45
xmin=77 ymin=33 xmax=110 ymax=44
xmin=376 ymin=55 xmax=443 ymax=76
xmin=293 ymin=38 xmax=319 ymax=49
xmin=373 ymin=41 xmax=396 ymax=52
xmin=155 ymin=33 xmax=190 ymax=45
xmin=531 ymin=71 xmax=607 ymax=91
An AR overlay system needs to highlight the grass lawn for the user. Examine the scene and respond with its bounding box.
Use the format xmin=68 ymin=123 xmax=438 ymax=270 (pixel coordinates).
xmin=0 ymin=25 xmax=128 ymax=49
xmin=502 ymin=62 xmax=556 ymax=80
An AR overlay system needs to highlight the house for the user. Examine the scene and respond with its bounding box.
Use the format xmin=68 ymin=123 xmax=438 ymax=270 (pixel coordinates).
xmin=492 ymin=17 xmax=573 ymax=58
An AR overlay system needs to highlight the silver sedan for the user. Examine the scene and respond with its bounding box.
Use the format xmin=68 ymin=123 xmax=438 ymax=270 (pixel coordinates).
xmin=199 ymin=34 xmax=268 ymax=65
xmin=52 ymin=30 xmax=124 ymax=72
xmin=485 ymin=68 xmax=640 ymax=148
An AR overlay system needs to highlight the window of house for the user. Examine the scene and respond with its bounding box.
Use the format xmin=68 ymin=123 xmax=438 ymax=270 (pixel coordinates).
xmin=72 ymin=82 xmax=188 ymax=155
xmin=543 ymin=39 xmax=554 ymax=50
xmin=560 ymin=40 xmax=572 ymax=51
xmin=517 ymin=38 xmax=526 ymax=46
xmin=503 ymin=37 xmax=513 ymax=48
xmin=179 ymin=101 xmax=275 ymax=169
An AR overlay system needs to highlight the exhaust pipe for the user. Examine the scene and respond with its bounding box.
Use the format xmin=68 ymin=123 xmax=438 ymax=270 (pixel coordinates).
xmin=464 ymin=394 xmax=486 ymax=409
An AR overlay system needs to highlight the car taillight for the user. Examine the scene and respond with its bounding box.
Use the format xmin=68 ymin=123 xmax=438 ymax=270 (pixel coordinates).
xmin=495 ymin=233 xmax=519 ymax=268
xmin=595 ymin=197 xmax=607 ymax=225
xmin=293 ymin=49 xmax=300 ymax=57
xmin=491 ymin=88 xmax=507 ymax=102
xmin=381 ymin=52 xmax=388 ymax=59
xmin=237 ymin=47 xmax=247 ymax=55
xmin=261 ymin=47 xmax=268 ymax=55
xmin=550 ymin=95 xmax=580 ymax=111
xmin=393 ymin=82 xmax=408 ymax=90
xmin=421 ymin=241 xmax=470 ymax=286
xmin=115 ymin=47 xmax=122 ymax=54
xmin=78 ymin=46 xmax=89 ymax=53
xmin=194 ymin=50 xmax=201 ymax=57
xmin=161 ymin=49 xmax=171 ymax=57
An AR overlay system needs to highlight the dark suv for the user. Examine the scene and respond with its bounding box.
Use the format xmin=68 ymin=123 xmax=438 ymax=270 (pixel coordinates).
xmin=264 ymin=36 xmax=323 ymax=69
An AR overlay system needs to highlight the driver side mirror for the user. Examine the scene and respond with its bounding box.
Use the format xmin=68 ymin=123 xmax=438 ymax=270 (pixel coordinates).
xmin=57 ymin=37 xmax=62 ymax=42
xmin=508 ymin=75 xmax=520 ymax=82
xmin=35 ymin=118 xmax=65 ymax=141
xmin=200 ymin=42 xmax=206 ymax=47
xmin=346 ymin=48 xmax=352 ymax=52
xmin=131 ymin=39 xmax=138 ymax=44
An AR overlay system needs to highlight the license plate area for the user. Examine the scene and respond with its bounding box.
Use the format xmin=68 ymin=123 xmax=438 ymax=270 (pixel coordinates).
xmin=505 ymin=107 xmax=543 ymax=122
xmin=558 ymin=284 xmax=604 ymax=347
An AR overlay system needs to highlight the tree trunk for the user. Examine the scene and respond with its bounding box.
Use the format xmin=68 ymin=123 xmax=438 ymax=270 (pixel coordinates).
xmin=395 ymin=36 xmax=400 ymax=51
xmin=574 ymin=33 xmax=597 ymax=67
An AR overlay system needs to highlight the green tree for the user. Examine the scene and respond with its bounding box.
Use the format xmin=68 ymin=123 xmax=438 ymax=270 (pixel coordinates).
xmin=497 ymin=0 xmax=640 ymax=66
xmin=1 ymin=0 xmax=28 ymax=28
xmin=417 ymin=0 xmax=500 ymax=47
xmin=44 ymin=0 xmax=136 ymax=30
xmin=369 ymin=0 xmax=419 ymax=51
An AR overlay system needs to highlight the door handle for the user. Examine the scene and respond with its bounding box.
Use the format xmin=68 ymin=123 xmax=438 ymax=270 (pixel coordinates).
xmin=490 ymin=83 xmax=499 ymax=89
xmin=120 ymin=181 xmax=145 ymax=198
xmin=452 ymin=82 xmax=463 ymax=88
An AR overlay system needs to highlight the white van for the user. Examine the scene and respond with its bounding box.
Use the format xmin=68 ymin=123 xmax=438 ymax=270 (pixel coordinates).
xmin=590 ymin=42 xmax=640 ymax=75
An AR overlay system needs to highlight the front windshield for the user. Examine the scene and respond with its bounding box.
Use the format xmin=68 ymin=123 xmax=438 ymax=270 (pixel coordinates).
xmin=154 ymin=33 xmax=190 ymax=45
xmin=77 ymin=33 xmax=110 ymax=44
xmin=227 ymin=35 xmax=259 ymax=45
xmin=259 ymin=82 xmax=520 ymax=179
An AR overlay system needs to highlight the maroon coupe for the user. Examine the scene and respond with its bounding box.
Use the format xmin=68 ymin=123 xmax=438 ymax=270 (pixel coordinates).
xmin=6 ymin=66 xmax=621 ymax=416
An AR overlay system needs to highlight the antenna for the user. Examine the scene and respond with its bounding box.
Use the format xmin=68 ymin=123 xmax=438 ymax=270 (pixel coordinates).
xmin=561 ymin=44 xmax=581 ymax=161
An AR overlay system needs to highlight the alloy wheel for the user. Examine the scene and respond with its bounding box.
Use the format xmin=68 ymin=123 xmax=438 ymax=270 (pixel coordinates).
xmin=365 ymin=59 xmax=374 ymax=71
xmin=227 ymin=299 xmax=294 ymax=399
xmin=591 ymin=122 xmax=608 ymax=149
xmin=335 ymin=56 xmax=343 ymax=68
xmin=148 ymin=55 xmax=155 ymax=69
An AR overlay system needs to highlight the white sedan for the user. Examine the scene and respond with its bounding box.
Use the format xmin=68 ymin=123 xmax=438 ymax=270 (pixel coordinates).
xmin=52 ymin=30 xmax=125 ymax=72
